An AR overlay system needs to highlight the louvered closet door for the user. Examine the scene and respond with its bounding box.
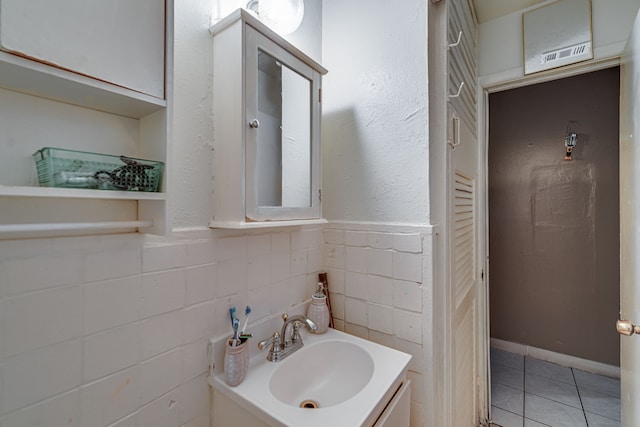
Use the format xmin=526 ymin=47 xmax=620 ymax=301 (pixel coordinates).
xmin=450 ymin=116 xmax=478 ymax=427
xmin=447 ymin=0 xmax=479 ymax=426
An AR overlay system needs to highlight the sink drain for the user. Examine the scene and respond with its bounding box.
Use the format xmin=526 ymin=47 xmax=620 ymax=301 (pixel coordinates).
xmin=299 ymin=399 xmax=319 ymax=409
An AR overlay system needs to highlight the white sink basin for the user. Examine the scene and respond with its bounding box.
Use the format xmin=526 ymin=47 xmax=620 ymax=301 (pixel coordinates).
xmin=210 ymin=327 xmax=412 ymax=427
xmin=269 ymin=340 xmax=374 ymax=408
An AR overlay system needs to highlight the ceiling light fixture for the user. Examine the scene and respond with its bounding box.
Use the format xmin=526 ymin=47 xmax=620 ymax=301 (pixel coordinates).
xmin=246 ymin=0 xmax=304 ymax=35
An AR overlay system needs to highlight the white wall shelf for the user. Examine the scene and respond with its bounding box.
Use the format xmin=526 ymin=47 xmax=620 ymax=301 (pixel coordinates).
xmin=209 ymin=218 xmax=327 ymax=229
xmin=0 ymin=50 xmax=165 ymax=119
xmin=0 ymin=185 xmax=165 ymax=200
xmin=0 ymin=220 xmax=153 ymax=239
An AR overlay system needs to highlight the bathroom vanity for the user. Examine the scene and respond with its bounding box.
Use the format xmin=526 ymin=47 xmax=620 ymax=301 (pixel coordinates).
xmin=209 ymin=328 xmax=412 ymax=427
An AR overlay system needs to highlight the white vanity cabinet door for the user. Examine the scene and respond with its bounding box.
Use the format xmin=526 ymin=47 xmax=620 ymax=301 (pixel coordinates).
xmin=373 ymin=379 xmax=411 ymax=427
xmin=0 ymin=0 xmax=165 ymax=99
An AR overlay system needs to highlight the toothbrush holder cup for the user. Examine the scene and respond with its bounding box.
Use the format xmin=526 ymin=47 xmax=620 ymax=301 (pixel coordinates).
xmin=224 ymin=337 xmax=249 ymax=386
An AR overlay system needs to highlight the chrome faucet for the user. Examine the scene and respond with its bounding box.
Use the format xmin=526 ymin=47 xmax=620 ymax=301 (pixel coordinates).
xmin=258 ymin=313 xmax=318 ymax=362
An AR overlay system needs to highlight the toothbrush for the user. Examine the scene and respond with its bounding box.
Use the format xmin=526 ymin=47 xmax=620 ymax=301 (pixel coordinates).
xmin=229 ymin=306 xmax=236 ymax=327
xmin=241 ymin=305 xmax=251 ymax=334
xmin=232 ymin=318 xmax=239 ymax=346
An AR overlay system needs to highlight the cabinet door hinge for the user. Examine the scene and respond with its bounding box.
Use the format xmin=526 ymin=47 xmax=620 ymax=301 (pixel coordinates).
xmin=318 ymin=88 xmax=322 ymax=103
xmin=319 ymin=189 xmax=322 ymax=201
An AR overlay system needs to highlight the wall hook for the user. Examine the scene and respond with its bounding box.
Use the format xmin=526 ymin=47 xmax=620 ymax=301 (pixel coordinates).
xmin=448 ymin=31 xmax=463 ymax=49
xmin=564 ymin=120 xmax=579 ymax=160
xmin=448 ymin=81 xmax=465 ymax=99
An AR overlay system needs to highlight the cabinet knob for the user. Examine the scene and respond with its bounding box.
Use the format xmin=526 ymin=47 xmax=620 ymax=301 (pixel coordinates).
xmin=249 ymin=119 xmax=260 ymax=129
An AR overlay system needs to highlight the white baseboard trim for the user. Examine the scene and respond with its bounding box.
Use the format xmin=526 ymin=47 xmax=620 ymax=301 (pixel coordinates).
xmin=490 ymin=338 xmax=620 ymax=379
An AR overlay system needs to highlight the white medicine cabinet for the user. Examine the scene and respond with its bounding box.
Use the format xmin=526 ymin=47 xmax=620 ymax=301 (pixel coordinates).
xmin=0 ymin=0 xmax=170 ymax=238
xmin=209 ymin=9 xmax=327 ymax=229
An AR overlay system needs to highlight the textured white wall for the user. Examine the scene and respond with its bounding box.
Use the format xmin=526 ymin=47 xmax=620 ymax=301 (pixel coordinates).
xmin=478 ymin=0 xmax=640 ymax=81
xmin=322 ymin=0 xmax=429 ymax=224
xmin=171 ymin=0 xmax=216 ymax=229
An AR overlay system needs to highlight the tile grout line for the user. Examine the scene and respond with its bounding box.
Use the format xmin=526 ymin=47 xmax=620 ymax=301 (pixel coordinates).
xmin=571 ymin=367 xmax=590 ymax=426
xmin=493 ymin=348 xmax=621 ymax=427
xmin=522 ymin=356 xmax=526 ymax=427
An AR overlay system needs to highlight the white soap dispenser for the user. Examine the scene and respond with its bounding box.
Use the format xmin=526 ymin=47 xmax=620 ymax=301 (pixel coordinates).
xmin=306 ymin=282 xmax=330 ymax=334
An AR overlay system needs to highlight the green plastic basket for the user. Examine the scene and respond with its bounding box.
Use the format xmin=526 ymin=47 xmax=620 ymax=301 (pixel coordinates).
xmin=33 ymin=147 xmax=164 ymax=192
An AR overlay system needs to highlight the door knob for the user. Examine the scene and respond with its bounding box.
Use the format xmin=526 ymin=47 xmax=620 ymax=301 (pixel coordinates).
xmin=616 ymin=319 xmax=640 ymax=336
xmin=249 ymin=119 xmax=260 ymax=129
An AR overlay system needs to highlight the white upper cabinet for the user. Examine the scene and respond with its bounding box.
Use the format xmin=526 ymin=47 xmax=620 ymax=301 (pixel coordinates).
xmin=0 ymin=0 xmax=165 ymax=99
xmin=0 ymin=0 xmax=171 ymax=238
xmin=210 ymin=9 xmax=327 ymax=228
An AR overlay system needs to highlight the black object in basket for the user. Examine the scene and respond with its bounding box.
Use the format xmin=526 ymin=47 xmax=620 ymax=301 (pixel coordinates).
xmin=33 ymin=147 xmax=163 ymax=192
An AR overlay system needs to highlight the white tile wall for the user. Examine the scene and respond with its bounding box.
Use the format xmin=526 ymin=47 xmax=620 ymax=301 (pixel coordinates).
xmin=135 ymin=387 xmax=182 ymax=427
xmin=83 ymin=324 xmax=140 ymax=382
xmin=139 ymin=348 xmax=183 ymax=406
xmin=345 ymin=271 xmax=368 ymax=299
xmin=247 ymin=254 xmax=272 ymax=290
xmin=322 ymin=223 xmax=431 ymax=427
xmin=2 ymin=285 xmax=82 ymax=358
xmin=344 ymin=230 xmax=368 ymax=247
xmin=367 ymin=232 xmax=394 ymax=249
xmin=0 ymin=390 xmax=81 ymax=427
xmin=0 ymin=254 xmax=83 ymax=297
xmin=85 ymin=247 xmax=141 ymax=283
xmin=344 ymin=297 xmax=368 ymax=325
xmin=2 ymin=340 xmax=83 ymax=413
xmin=392 ymin=252 xmax=423 ymax=283
xmin=142 ymin=243 xmax=187 ymax=273
xmin=140 ymin=270 xmax=186 ymax=319
xmin=368 ymin=304 xmax=394 ymax=334
xmin=80 ymin=367 xmax=140 ymax=427
xmin=140 ymin=310 xmax=183 ymax=359
xmin=368 ymin=275 xmax=393 ymax=305
xmin=0 ymin=223 xmax=430 ymax=426
xmin=367 ymin=249 xmax=393 ymax=277
xmin=346 ymin=246 xmax=368 ymax=273
xmin=393 ymin=279 xmax=423 ymax=312
xmin=0 ymin=226 xmax=326 ymax=426
xmin=83 ymin=276 xmax=141 ymax=335
xmin=184 ymin=264 xmax=216 ymax=306
xmin=393 ymin=309 xmax=423 ymax=344
xmin=179 ymin=376 xmax=209 ymax=425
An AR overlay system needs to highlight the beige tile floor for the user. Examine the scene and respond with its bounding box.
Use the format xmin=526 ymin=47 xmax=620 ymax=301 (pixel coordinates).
xmin=490 ymin=348 xmax=621 ymax=427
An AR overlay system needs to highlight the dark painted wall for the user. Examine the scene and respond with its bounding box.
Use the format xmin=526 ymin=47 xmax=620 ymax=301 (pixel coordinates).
xmin=489 ymin=67 xmax=620 ymax=365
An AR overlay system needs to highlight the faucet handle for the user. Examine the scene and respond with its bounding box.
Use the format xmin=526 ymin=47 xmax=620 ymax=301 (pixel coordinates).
xmin=258 ymin=331 xmax=282 ymax=362
xmin=291 ymin=321 xmax=302 ymax=343
xmin=258 ymin=331 xmax=281 ymax=351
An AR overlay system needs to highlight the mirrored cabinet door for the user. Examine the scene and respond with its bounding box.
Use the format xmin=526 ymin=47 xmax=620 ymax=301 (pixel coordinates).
xmin=244 ymin=25 xmax=321 ymax=221
xmin=210 ymin=9 xmax=326 ymax=229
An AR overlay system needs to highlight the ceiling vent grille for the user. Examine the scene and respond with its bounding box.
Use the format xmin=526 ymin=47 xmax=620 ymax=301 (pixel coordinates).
xmin=540 ymin=41 xmax=592 ymax=65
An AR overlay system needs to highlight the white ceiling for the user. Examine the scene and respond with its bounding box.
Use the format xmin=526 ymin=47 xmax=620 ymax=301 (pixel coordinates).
xmin=472 ymin=0 xmax=549 ymax=23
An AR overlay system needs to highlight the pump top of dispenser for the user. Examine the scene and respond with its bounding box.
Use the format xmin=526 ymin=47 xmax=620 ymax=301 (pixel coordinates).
xmin=312 ymin=282 xmax=325 ymax=300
